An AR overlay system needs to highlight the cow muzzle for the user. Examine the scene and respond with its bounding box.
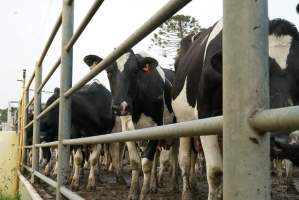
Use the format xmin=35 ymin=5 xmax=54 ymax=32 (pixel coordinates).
xmin=112 ymin=101 xmax=129 ymax=116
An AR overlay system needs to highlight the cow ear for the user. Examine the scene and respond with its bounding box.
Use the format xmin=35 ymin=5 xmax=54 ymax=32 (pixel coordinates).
xmin=139 ymin=57 xmax=158 ymax=72
xmin=84 ymin=55 xmax=103 ymax=69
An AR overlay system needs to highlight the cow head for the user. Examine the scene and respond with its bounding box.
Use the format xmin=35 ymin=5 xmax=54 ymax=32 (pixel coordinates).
xmin=84 ymin=51 xmax=159 ymax=115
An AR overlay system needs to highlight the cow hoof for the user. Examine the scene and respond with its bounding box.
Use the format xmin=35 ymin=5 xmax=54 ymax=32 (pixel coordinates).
xmin=71 ymin=179 xmax=80 ymax=191
xmin=70 ymin=183 xmax=79 ymax=191
xmin=128 ymin=193 xmax=139 ymax=200
xmin=86 ymin=184 xmax=96 ymax=191
xmin=182 ymin=191 xmax=193 ymax=200
xmin=52 ymin=173 xmax=57 ymax=178
xmin=44 ymin=170 xmax=50 ymax=177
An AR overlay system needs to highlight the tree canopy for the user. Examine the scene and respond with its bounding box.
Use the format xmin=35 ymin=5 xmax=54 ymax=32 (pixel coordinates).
xmin=149 ymin=14 xmax=201 ymax=59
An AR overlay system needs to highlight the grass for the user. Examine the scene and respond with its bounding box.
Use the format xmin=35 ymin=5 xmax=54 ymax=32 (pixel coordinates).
xmin=0 ymin=194 xmax=20 ymax=200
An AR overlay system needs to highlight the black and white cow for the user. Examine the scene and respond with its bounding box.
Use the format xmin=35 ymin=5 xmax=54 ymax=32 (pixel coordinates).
xmin=84 ymin=51 xmax=177 ymax=200
xmin=171 ymin=18 xmax=299 ymax=200
xmin=40 ymin=82 xmax=124 ymax=190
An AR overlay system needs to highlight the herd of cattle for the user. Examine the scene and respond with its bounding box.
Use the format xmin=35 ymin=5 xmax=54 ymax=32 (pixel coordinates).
xmin=23 ymin=17 xmax=299 ymax=200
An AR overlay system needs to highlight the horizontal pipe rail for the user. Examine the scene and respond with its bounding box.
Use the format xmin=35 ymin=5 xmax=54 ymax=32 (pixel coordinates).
xmin=37 ymin=13 xmax=62 ymax=67
xmin=34 ymin=170 xmax=57 ymax=189
xmin=25 ymin=72 xmax=35 ymax=91
xmin=25 ymin=120 xmax=33 ymax=129
xmin=65 ymin=0 xmax=192 ymax=97
xmin=22 ymin=164 xmax=33 ymax=172
xmin=36 ymin=98 xmax=59 ymax=120
xmin=26 ymin=96 xmax=34 ymax=110
xmin=18 ymin=171 xmax=43 ymax=200
xmin=24 ymin=145 xmax=33 ymax=149
xmin=35 ymin=141 xmax=59 ymax=148
xmin=63 ymin=116 xmax=223 ymax=145
xmin=251 ymin=105 xmax=299 ymax=132
xmin=65 ymin=0 xmax=105 ymax=51
xmin=37 ymin=57 xmax=61 ymax=93
xmin=60 ymin=187 xmax=85 ymax=200
xmin=22 ymin=164 xmax=57 ymax=190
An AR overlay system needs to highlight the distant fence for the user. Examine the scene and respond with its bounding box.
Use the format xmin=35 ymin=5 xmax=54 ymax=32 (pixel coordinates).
xmin=17 ymin=0 xmax=298 ymax=200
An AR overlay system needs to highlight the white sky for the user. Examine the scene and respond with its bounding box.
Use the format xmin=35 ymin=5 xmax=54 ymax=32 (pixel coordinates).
xmin=0 ymin=0 xmax=298 ymax=108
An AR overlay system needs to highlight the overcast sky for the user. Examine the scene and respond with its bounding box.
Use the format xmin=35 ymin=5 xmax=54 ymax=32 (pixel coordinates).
xmin=0 ymin=0 xmax=298 ymax=108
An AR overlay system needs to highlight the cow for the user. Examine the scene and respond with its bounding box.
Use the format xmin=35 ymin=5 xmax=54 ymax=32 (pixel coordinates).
xmin=169 ymin=18 xmax=299 ymax=200
xmin=40 ymin=82 xmax=125 ymax=190
xmin=84 ymin=51 xmax=177 ymax=200
xmin=272 ymin=131 xmax=299 ymax=168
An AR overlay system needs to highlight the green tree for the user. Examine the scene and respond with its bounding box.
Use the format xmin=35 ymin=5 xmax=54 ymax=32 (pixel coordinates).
xmin=149 ymin=14 xmax=201 ymax=59
xmin=0 ymin=109 xmax=7 ymax=123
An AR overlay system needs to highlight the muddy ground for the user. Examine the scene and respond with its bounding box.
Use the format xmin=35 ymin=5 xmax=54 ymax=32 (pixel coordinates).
xmin=24 ymin=161 xmax=299 ymax=200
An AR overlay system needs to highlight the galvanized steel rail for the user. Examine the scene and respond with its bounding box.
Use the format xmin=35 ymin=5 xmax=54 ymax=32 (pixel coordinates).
xmin=37 ymin=57 xmax=61 ymax=93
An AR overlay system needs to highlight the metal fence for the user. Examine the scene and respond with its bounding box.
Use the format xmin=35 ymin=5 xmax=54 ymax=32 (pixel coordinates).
xmin=17 ymin=0 xmax=298 ymax=200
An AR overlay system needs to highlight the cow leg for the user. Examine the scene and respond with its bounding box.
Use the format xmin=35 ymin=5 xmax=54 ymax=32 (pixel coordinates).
xmin=197 ymin=153 xmax=205 ymax=180
xmin=140 ymin=140 xmax=158 ymax=200
xmin=157 ymin=148 xmax=167 ymax=186
xmin=120 ymin=116 xmax=141 ymax=200
xmin=52 ymin=148 xmax=58 ymax=177
xmin=43 ymin=147 xmax=52 ymax=176
xmin=150 ymin=148 xmax=159 ymax=193
xmin=68 ymin=149 xmax=76 ymax=184
xmin=87 ymin=145 xmax=100 ymax=190
xmin=28 ymin=150 xmax=32 ymax=165
xmin=189 ymin=149 xmax=198 ymax=193
xmin=110 ymin=142 xmax=126 ymax=185
xmin=170 ymin=145 xmax=179 ymax=192
xmin=103 ymin=144 xmax=111 ymax=170
xmin=179 ymin=137 xmax=193 ymax=200
xmin=71 ymin=148 xmax=83 ymax=191
xmin=201 ymin=135 xmax=222 ymax=200
xmin=127 ymin=141 xmax=141 ymax=200
xmin=284 ymin=159 xmax=293 ymax=179
xmin=39 ymin=146 xmax=44 ymax=166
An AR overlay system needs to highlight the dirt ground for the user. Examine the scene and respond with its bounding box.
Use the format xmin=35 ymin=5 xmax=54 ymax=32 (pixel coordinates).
xmin=25 ymin=161 xmax=299 ymax=200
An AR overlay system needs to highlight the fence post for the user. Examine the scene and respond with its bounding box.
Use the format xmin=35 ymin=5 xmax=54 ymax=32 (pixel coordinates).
xmin=31 ymin=63 xmax=42 ymax=183
xmin=223 ymin=0 xmax=270 ymax=199
xmin=56 ymin=0 xmax=74 ymax=199
xmin=20 ymin=71 xmax=29 ymax=172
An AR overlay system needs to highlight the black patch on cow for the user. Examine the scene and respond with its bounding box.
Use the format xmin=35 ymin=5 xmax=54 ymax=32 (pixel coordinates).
xmin=269 ymin=18 xmax=299 ymax=40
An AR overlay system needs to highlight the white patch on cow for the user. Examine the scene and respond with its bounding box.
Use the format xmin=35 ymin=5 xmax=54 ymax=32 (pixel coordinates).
xmin=269 ymin=34 xmax=292 ymax=70
xmin=172 ymin=78 xmax=197 ymax=122
xmin=163 ymin=103 xmax=175 ymax=125
xmin=135 ymin=114 xmax=156 ymax=129
xmin=116 ymin=53 xmax=131 ymax=72
xmin=203 ymin=19 xmax=223 ymax=62
xmin=156 ymin=66 xmax=165 ymax=82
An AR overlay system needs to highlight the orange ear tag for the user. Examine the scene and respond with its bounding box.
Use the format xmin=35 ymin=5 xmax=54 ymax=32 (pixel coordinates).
xmin=142 ymin=65 xmax=150 ymax=72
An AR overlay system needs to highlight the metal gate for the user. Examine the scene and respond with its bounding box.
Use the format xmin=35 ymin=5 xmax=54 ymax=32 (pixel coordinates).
xmin=17 ymin=0 xmax=298 ymax=200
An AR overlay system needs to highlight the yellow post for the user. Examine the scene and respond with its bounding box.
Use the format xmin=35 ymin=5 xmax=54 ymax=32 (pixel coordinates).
xmin=0 ymin=131 xmax=19 ymax=196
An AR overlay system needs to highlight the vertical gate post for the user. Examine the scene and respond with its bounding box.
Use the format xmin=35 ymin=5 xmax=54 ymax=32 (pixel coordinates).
xmin=223 ymin=0 xmax=270 ymax=199
xmin=56 ymin=0 xmax=74 ymax=199
xmin=21 ymin=71 xmax=29 ymax=172
xmin=31 ymin=63 xmax=42 ymax=183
